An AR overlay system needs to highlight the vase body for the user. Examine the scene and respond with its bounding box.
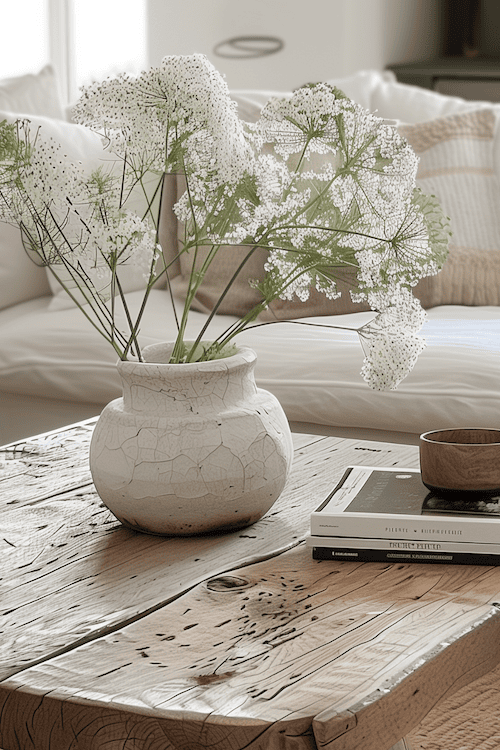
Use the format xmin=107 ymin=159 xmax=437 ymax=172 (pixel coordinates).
xmin=89 ymin=343 xmax=293 ymax=535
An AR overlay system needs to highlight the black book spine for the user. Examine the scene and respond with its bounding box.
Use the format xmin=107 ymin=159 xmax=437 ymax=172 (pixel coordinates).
xmin=312 ymin=546 xmax=500 ymax=566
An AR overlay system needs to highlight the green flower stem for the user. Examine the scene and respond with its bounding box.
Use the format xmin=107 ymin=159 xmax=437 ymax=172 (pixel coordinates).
xmin=184 ymin=242 xmax=263 ymax=362
xmin=272 ymin=223 xmax=386 ymax=245
xmin=211 ymin=260 xmax=324 ymax=351
xmin=170 ymin=241 xmax=224 ymax=363
xmin=21 ymin=195 xmax=143 ymax=359
xmin=113 ymin=171 xmax=169 ymax=361
xmin=168 ymin=163 xmax=233 ymax=362
xmin=45 ymin=266 xmax=127 ymax=358
xmin=20 ymin=209 xmax=129 ymax=348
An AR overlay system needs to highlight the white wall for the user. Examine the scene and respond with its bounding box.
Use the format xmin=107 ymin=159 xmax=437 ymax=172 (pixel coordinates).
xmin=147 ymin=0 xmax=440 ymax=91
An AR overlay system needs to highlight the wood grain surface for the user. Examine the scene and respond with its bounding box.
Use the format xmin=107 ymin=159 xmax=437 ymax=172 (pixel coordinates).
xmin=2 ymin=422 xmax=500 ymax=750
xmin=0 ymin=421 xmax=417 ymax=682
xmin=2 ymin=545 xmax=500 ymax=749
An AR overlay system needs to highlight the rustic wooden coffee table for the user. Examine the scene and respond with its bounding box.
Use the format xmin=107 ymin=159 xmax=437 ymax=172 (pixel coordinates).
xmin=1 ymin=419 xmax=500 ymax=750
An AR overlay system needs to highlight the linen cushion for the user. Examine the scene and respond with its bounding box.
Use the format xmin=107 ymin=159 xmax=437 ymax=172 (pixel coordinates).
xmin=400 ymin=109 xmax=500 ymax=307
xmin=0 ymin=66 xmax=67 ymax=310
xmin=169 ymin=243 xmax=268 ymax=318
xmin=0 ymin=65 xmax=64 ymax=119
xmin=0 ymin=110 xmax=162 ymax=311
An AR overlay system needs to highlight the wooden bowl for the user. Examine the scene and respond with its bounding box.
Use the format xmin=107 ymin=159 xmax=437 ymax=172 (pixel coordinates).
xmin=419 ymin=428 xmax=500 ymax=496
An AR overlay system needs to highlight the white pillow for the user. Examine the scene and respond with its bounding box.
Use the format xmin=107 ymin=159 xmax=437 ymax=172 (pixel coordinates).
xmin=230 ymin=70 xmax=397 ymax=121
xmin=327 ymin=69 xmax=397 ymax=111
xmin=370 ymin=76 xmax=499 ymax=124
xmin=0 ymin=65 xmax=64 ymax=119
xmin=367 ymin=75 xmax=500 ymax=205
xmin=0 ymin=66 xmax=67 ymax=310
xmin=231 ymin=89 xmax=290 ymax=121
xmin=0 ymin=221 xmax=51 ymax=310
xmin=0 ymin=110 xmax=160 ymax=311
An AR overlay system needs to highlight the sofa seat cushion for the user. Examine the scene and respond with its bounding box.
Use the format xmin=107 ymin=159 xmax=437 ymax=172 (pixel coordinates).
xmin=0 ymin=291 xmax=499 ymax=437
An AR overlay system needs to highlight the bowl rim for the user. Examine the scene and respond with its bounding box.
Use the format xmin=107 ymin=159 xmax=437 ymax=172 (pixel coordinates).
xmin=420 ymin=427 xmax=500 ymax=446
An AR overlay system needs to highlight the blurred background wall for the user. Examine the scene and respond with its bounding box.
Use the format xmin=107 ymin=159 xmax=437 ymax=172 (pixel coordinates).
xmin=147 ymin=0 xmax=440 ymax=91
xmin=3 ymin=0 xmax=440 ymax=102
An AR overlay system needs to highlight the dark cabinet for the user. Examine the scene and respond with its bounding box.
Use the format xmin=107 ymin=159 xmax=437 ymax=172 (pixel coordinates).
xmin=388 ymin=57 xmax=500 ymax=102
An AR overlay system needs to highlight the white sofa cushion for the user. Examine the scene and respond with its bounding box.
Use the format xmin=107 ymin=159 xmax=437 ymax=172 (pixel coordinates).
xmin=0 ymin=110 xmax=162 ymax=311
xmin=0 ymin=289 xmax=499 ymax=438
xmin=230 ymin=69 xmax=396 ymax=117
xmin=370 ymin=76 xmax=497 ymax=123
xmin=0 ymin=65 xmax=64 ymax=119
xmin=0 ymin=66 xmax=67 ymax=310
xmin=0 ymin=220 xmax=51 ymax=311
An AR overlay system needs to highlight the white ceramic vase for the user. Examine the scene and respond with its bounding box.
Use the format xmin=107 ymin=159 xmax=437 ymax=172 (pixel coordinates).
xmin=89 ymin=343 xmax=293 ymax=535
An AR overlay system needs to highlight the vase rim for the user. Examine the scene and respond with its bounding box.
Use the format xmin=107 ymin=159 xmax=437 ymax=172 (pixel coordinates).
xmin=118 ymin=342 xmax=256 ymax=371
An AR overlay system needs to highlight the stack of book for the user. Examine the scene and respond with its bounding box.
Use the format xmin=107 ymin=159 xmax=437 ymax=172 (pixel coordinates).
xmin=308 ymin=465 xmax=500 ymax=565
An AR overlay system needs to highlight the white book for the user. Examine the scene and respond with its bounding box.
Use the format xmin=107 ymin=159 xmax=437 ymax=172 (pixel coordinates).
xmin=310 ymin=466 xmax=500 ymax=544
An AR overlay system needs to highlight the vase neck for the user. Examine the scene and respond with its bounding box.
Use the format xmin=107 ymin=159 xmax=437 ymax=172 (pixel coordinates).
xmin=117 ymin=349 xmax=257 ymax=416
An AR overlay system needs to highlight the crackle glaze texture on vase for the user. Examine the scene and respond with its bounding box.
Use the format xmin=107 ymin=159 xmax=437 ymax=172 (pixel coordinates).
xmin=89 ymin=343 xmax=293 ymax=535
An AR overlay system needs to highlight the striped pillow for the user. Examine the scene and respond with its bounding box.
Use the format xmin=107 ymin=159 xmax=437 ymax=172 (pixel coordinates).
xmin=400 ymin=109 xmax=500 ymax=307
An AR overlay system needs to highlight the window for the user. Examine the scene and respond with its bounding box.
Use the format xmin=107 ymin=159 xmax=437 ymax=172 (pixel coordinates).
xmin=70 ymin=0 xmax=147 ymax=101
xmin=2 ymin=2 xmax=50 ymax=79
xmin=2 ymin=0 xmax=146 ymax=104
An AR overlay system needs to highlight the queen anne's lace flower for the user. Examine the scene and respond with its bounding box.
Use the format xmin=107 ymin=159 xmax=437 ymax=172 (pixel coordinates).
xmin=357 ymin=287 xmax=427 ymax=389
xmin=73 ymin=54 xmax=253 ymax=186
xmin=359 ymin=327 xmax=426 ymax=390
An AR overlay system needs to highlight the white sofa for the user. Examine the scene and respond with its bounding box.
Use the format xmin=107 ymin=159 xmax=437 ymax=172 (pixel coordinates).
xmin=1 ymin=65 xmax=500 ymax=446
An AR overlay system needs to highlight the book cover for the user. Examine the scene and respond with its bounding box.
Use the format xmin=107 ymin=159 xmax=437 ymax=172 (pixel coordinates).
xmin=309 ymin=545 xmax=500 ymax=566
xmin=306 ymin=534 xmax=500 ymax=566
xmin=310 ymin=466 xmax=500 ymax=543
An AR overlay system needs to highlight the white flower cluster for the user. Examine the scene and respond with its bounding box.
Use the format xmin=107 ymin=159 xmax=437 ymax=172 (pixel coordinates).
xmin=252 ymin=84 xmax=430 ymax=298
xmin=73 ymin=54 xmax=253 ymax=186
xmin=72 ymin=210 xmax=159 ymax=300
xmin=0 ymin=120 xmax=158 ymax=307
xmin=358 ymin=288 xmax=427 ymax=389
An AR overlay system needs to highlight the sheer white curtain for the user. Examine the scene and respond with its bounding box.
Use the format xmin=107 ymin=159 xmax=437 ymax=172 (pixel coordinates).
xmin=2 ymin=1 xmax=50 ymax=79
xmin=2 ymin=0 xmax=146 ymax=104
xmin=70 ymin=0 xmax=147 ymax=101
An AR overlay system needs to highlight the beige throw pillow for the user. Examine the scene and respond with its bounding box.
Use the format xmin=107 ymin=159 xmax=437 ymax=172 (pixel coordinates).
xmin=400 ymin=109 xmax=500 ymax=307
xmin=168 ymin=89 xmax=374 ymax=321
xmin=258 ymin=269 xmax=371 ymax=321
xmin=168 ymin=175 xmax=268 ymax=317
